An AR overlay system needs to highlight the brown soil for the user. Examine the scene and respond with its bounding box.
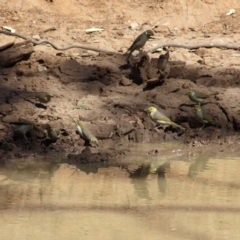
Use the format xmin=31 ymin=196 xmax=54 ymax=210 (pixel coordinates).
xmin=0 ymin=0 xmax=240 ymax=164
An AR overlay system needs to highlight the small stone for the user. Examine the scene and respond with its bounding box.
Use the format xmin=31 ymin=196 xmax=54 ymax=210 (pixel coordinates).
xmin=37 ymin=65 xmax=47 ymax=72
xmin=87 ymin=50 xmax=99 ymax=56
xmin=130 ymin=22 xmax=140 ymax=30
xmin=120 ymin=75 xmax=132 ymax=86
xmin=11 ymin=16 xmax=20 ymax=21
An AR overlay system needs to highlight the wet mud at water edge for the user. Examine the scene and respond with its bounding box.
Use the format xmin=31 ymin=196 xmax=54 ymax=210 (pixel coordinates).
xmin=0 ymin=49 xmax=240 ymax=164
xmin=1 ymin=4 xmax=240 ymax=163
xmin=1 ymin=152 xmax=240 ymax=240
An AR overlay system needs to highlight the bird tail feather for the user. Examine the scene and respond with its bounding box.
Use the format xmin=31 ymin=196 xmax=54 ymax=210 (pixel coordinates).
xmin=68 ymin=115 xmax=77 ymax=125
xmin=126 ymin=52 xmax=131 ymax=61
xmin=209 ymin=91 xmax=219 ymax=96
xmin=171 ymin=122 xmax=185 ymax=130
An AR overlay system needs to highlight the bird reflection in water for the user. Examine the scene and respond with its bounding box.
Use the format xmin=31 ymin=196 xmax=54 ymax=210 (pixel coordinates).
xmin=126 ymin=161 xmax=170 ymax=199
xmin=187 ymin=156 xmax=210 ymax=178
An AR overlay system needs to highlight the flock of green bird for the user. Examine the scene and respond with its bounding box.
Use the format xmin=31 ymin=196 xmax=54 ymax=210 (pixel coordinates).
xmin=9 ymin=30 xmax=220 ymax=146
xmin=9 ymin=92 xmax=99 ymax=146
xmin=125 ymin=30 xmax=220 ymax=131
xmin=148 ymin=90 xmax=220 ymax=131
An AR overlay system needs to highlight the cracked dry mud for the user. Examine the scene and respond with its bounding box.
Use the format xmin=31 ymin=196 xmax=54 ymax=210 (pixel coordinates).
xmin=0 ymin=1 xmax=240 ymax=164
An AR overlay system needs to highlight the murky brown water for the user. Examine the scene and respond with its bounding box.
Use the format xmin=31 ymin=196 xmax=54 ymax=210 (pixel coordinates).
xmin=1 ymin=144 xmax=240 ymax=240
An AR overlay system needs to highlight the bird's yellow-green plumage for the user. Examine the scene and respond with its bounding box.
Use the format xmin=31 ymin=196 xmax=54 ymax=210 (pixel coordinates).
xmin=158 ymin=49 xmax=169 ymax=72
xmin=47 ymin=125 xmax=62 ymax=141
xmin=186 ymin=90 xmax=219 ymax=105
xmin=157 ymin=49 xmax=170 ymax=79
xmin=10 ymin=121 xmax=38 ymax=143
xmin=68 ymin=115 xmax=98 ymax=146
xmin=148 ymin=106 xmax=185 ymax=130
xmin=194 ymin=105 xmax=220 ymax=127
xmin=35 ymin=92 xmax=53 ymax=104
xmin=126 ymin=30 xmax=154 ymax=61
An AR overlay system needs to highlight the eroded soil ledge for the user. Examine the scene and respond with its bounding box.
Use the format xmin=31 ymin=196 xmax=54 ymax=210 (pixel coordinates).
xmin=1 ymin=3 xmax=240 ymax=164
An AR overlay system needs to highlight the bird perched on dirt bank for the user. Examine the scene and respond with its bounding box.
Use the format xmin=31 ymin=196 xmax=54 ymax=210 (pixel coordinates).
xmin=10 ymin=121 xmax=38 ymax=143
xmin=125 ymin=30 xmax=154 ymax=61
xmin=186 ymin=90 xmax=219 ymax=105
xmin=35 ymin=92 xmax=53 ymax=104
xmin=68 ymin=115 xmax=98 ymax=146
xmin=194 ymin=105 xmax=220 ymax=128
xmin=157 ymin=48 xmax=170 ymax=76
xmin=47 ymin=125 xmax=62 ymax=141
xmin=148 ymin=106 xmax=185 ymax=130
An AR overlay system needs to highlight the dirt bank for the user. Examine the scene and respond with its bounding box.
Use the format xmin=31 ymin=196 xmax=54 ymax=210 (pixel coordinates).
xmin=0 ymin=1 xmax=240 ymax=164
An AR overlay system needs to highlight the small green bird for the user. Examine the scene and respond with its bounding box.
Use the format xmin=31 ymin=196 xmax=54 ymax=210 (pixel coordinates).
xmin=194 ymin=105 xmax=220 ymax=128
xmin=186 ymin=90 xmax=219 ymax=105
xmin=148 ymin=106 xmax=185 ymax=130
xmin=35 ymin=92 xmax=53 ymax=104
xmin=47 ymin=125 xmax=62 ymax=141
xmin=68 ymin=115 xmax=98 ymax=146
xmin=10 ymin=121 xmax=38 ymax=143
xmin=126 ymin=30 xmax=154 ymax=61
xmin=157 ymin=49 xmax=170 ymax=73
xmin=157 ymin=49 xmax=170 ymax=80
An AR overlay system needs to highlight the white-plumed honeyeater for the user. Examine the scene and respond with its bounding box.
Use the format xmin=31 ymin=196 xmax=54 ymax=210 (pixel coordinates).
xmin=10 ymin=121 xmax=38 ymax=143
xmin=47 ymin=125 xmax=62 ymax=141
xmin=157 ymin=48 xmax=170 ymax=74
xmin=194 ymin=105 xmax=220 ymax=128
xmin=148 ymin=106 xmax=185 ymax=130
xmin=157 ymin=48 xmax=170 ymax=80
xmin=126 ymin=30 xmax=154 ymax=61
xmin=68 ymin=115 xmax=98 ymax=146
xmin=186 ymin=90 xmax=219 ymax=105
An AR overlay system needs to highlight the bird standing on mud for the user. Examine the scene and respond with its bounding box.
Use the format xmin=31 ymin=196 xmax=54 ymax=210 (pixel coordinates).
xmin=47 ymin=125 xmax=62 ymax=141
xmin=10 ymin=121 xmax=38 ymax=143
xmin=186 ymin=90 xmax=219 ymax=105
xmin=125 ymin=30 xmax=154 ymax=61
xmin=157 ymin=48 xmax=170 ymax=73
xmin=157 ymin=48 xmax=170 ymax=80
xmin=148 ymin=106 xmax=185 ymax=130
xmin=68 ymin=115 xmax=98 ymax=146
xmin=194 ymin=105 xmax=220 ymax=128
xmin=35 ymin=92 xmax=53 ymax=104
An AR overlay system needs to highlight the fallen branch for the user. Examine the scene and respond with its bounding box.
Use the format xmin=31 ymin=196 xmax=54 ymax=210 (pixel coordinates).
xmin=146 ymin=42 xmax=240 ymax=52
xmin=40 ymin=26 xmax=57 ymax=33
xmin=1 ymin=30 xmax=240 ymax=57
xmin=0 ymin=30 xmax=115 ymax=55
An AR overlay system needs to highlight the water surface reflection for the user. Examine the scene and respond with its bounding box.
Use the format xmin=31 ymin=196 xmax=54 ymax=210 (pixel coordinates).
xmin=1 ymin=151 xmax=240 ymax=240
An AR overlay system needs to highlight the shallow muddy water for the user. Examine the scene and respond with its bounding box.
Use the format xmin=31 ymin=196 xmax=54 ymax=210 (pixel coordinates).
xmin=1 ymin=143 xmax=240 ymax=240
